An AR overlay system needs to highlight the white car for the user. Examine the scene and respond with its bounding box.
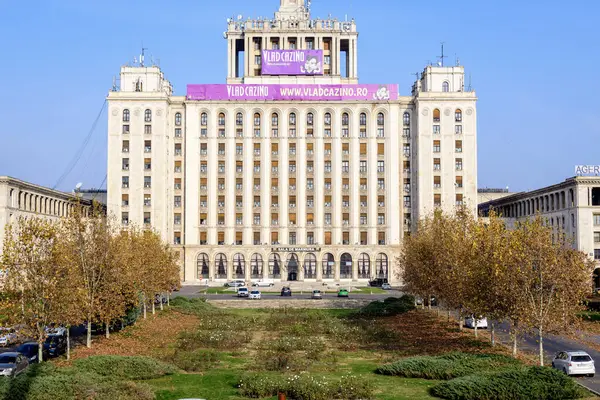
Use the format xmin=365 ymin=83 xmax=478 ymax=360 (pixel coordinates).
xmin=552 ymin=351 xmax=595 ymax=377
xmin=464 ymin=316 xmax=488 ymax=329
xmin=237 ymin=287 xmax=249 ymax=297
xmin=0 ymin=328 xmax=17 ymax=347
xmin=249 ymin=290 xmax=261 ymax=300
xmin=252 ymin=280 xmax=274 ymax=287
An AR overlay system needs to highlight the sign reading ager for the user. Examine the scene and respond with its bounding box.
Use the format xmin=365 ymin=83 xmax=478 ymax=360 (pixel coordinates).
xmin=575 ymin=165 xmax=600 ymax=176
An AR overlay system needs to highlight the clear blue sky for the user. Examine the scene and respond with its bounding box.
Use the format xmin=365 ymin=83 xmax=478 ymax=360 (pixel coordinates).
xmin=0 ymin=0 xmax=598 ymax=193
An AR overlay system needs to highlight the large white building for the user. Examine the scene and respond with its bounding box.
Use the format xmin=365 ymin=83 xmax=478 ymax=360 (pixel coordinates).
xmin=106 ymin=0 xmax=478 ymax=285
xmin=479 ymin=176 xmax=600 ymax=286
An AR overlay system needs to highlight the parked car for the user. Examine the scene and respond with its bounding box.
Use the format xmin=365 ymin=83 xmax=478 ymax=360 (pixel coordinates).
xmin=281 ymin=287 xmax=292 ymax=297
xmin=369 ymin=278 xmax=388 ymax=287
xmin=338 ymin=288 xmax=349 ymax=298
xmin=311 ymin=290 xmax=323 ymax=299
xmin=15 ymin=342 xmax=45 ymax=364
xmin=552 ymin=351 xmax=595 ymax=377
xmin=237 ymin=287 xmax=249 ymax=298
xmin=464 ymin=316 xmax=488 ymax=329
xmin=225 ymin=280 xmax=246 ymax=288
xmin=43 ymin=335 xmax=67 ymax=357
xmin=45 ymin=325 xmax=67 ymax=337
xmin=249 ymin=290 xmax=261 ymax=300
xmin=0 ymin=328 xmax=17 ymax=347
xmin=381 ymin=283 xmax=392 ymax=290
xmin=252 ymin=280 xmax=274 ymax=287
xmin=0 ymin=352 xmax=29 ymax=377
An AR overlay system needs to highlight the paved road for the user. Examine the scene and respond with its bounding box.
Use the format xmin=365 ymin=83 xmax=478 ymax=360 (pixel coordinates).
xmin=494 ymin=322 xmax=600 ymax=395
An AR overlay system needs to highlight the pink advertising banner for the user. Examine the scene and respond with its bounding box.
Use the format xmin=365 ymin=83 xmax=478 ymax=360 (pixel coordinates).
xmin=261 ymin=50 xmax=324 ymax=75
xmin=186 ymin=84 xmax=398 ymax=101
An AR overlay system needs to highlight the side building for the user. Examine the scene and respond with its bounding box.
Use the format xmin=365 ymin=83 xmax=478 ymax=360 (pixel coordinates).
xmin=479 ymin=176 xmax=600 ymax=286
xmin=0 ymin=176 xmax=95 ymax=255
xmin=107 ymin=0 xmax=478 ymax=285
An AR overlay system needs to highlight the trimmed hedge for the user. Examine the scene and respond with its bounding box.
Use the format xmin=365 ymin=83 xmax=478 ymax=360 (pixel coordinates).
xmin=358 ymin=295 xmax=416 ymax=317
xmin=430 ymin=366 xmax=586 ymax=400
xmin=73 ymin=355 xmax=177 ymax=380
xmin=376 ymin=352 xmax=520 ymax=380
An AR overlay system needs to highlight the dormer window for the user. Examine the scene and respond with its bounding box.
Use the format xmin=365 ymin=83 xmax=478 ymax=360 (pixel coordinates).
xmin=442 ymin=81 xmax=449 ymax=92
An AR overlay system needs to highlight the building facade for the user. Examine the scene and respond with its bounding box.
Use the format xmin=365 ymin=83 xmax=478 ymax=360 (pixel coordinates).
xmin=106 ymin=0 xmax=478 ymax=285
xmin=0 ymin=176 xmax=94 ymax=255
xmin=479 ymin=177 xmax=600 ymax=284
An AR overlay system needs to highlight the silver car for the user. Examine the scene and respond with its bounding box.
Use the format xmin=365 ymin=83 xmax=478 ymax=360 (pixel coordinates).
xmin=552 ymin=351 xmax=595 ymax=377
xmin=0 ymin=352 xmax=29 ymax=377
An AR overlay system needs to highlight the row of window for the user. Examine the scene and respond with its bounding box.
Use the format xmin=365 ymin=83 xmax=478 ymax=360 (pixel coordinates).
xmin=122 ymin=109 xmax=183 ymax=126
xmin=196 ymin=177 xmax=388 ymax=192
xmin=432 ymin=108 xmax=463 ymax=123
xmin=186 ymin=230 xmax=389 ymax=246
xmin=196 ymin=194 xmax=387 ymax=210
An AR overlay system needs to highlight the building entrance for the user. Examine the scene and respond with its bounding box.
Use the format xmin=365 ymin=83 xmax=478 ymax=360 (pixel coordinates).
xmin=287 ymin=254 xmax=299 ymax=281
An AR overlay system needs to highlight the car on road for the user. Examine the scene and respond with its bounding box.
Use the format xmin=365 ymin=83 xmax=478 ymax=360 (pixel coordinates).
xmin=0 ymin=328 xmax=17 ymax=347
xmin=552 ymin=351 xmax=595 ymax=377
xmin=337 ymin=288 xmax=349 ymax=298
xmin=464 ymin=316 xmax=488 ymax=329
xmin=43 ymin=335 xmax=67 ymax=357
xmin=381 ymin=283 xmax=392 ymax=290
xmin=249 ymin=290 xmax=261 ymax=300
xmin=237 ymin=287 xmax=249 ymax=298
xmin=15 ymin=342 xmax=45 ymax=364
xmin=225 ymin=280 xmax=246 ymax=288
xmin=281 ymin=287 xmax=292 ymax=297
xmin=369 ymin=278 xmax=388 ymax=287
xmin=252 ymin=280 xmax=274 ymax=287
xmin=0 ymin=352 xmax=29 ymax=377
xmin=311 ymin=290 xmax=323 ymax=299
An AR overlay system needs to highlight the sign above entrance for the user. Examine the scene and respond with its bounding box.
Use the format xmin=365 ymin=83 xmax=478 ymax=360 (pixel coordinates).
xmin=575 ymin=165 xmax=600 ymax=176
xmin=186 ymin=84 xmax=398 ymax=101
xmin=261 ymin=50 xmax=324 ymax=75
xmin=271 ymin=247 xmax=321 ymax=253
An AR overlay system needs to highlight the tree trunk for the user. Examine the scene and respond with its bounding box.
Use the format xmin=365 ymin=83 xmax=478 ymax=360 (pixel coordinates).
xmin=143 ymin=301 xmax=147 ymax=319
xmin=160 ymin=295 xmax=164 ymax=311
xmin=474 ymin=323 xmax=478 ymax=338
xmin=66 ymin=327 xmax=71 ymax=361
xmin=427 ymin=294 xmax=431 ymax=310
xmin=490 ymin=322 xmax=496 ymax=347
xmin=512 ymin=332 xmax=518 ymax=357
xmin=152 ymin=300 xmax=156 ymax=315
xmin=167 ymin=292 xmax=170 ymax=307
xmin=447 ymin=308 xmax=451 ymax=323
xmin=86 ymin=321 xmax=92 ymax=348
xmin=38 ymin=339 xmax=44 ymax=363
xmin=538 ymin=325 xmax=544 ymax=366
xmin=105 ymin=321 xmax=110 ymax=339
xmin=459 ymin=315 xmax=463 ymax=331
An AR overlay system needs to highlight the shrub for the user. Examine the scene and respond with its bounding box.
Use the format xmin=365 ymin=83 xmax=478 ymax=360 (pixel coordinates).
xmin=430 ymin=366 xmax=586 ymax=400
xmin=73 ymin=355 xmax=177 ymax=380
xmin=170 ymin=296 xmax=212 ymax=315
xmin=178 ymin=327 xmax=252 ymax=350
xmin=171 ymin=349 xmax=223 ymax=372
xmin=376 ymin=352 xmax=520 ymax=380
xmin=238 ymin=373 xmax=374 ymax=400
xmin=358 ymin=295 xmax=416 ymax=317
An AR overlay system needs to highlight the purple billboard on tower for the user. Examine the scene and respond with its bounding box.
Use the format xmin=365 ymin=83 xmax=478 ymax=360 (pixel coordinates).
xmin=261 ymin=50 xmax=323 ymax=75
xmin=186 ymin=84 xmax=398 ymax=101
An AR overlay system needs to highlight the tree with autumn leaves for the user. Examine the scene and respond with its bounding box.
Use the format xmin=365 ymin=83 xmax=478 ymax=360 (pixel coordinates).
xmin=400 ymin=209 xmax=594 ymax=366
xmin=0 ymin=203 xmax=180 ymax=357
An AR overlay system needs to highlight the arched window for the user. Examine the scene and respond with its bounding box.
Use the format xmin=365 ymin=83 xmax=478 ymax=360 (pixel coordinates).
xmin=123 ymin=109 xmax=130 ymax=122
xmin=218 ymin=112 xmax=226 ymax=126
xmin=303 ymin=253 xmax=317 ymax=279
xmin=144 ymin=109 xmax=152 ymax=122
xmin=324 ymin=112 xmax=331 ymax=125
xmin=269 ymin=254 xmax=281 ymax=279
xmin=289 ymin=112 xmax=296 ymax=126
xmin=376 ymin=254 xmax=388 ymax=279
xmin=360 ymin=113 xmax=367 ymax=126
xmin=271 ymin=113 xmax=279 ymax=126
xmin=340 ymin=253 xmax=352 ymax=279
xmin=254 ymin=113 xmax=261 ymax=126
xmin=403 ymin=112 xmax=410 ymax=126
xmin=201 ymin=112 xmax=208 ymax=126
xmin=433 ymin=108 xmax=441 ymax=122
xmin=233 ymin=254 xmax=245 ymax=279
xmin=307 ymin=112 xmax=314 ymax=126
xmin=197 ymin=253 xmax=209 ymax=279
xmin=175 ymin=112 xmax=182 ymax=126
xmin=455 ymin=109 xmax=462 ymax=122
xmin=442 ymin=81 xmax=449 ymax=92
xmin=358 ymin=253 xmax=370 ymax=279
xmin=236 ymin=112 xmax=243 ymax=126
xmin=377 ymin=113 xmax=384 ymax=126
xmin=8 ymin=189 xmax=14 ymax=208
xmin=377 ymin=113 xmax=385 ymax=137
xmin=342 ymin=113 xmax=349 ymax=126
xmin=215 ymin=253 xmax=227 ymax=279
xmin=322 ymin=253 xmax=335 ymax=279
xmin=251 ymin=254 xmax=263 ymax=279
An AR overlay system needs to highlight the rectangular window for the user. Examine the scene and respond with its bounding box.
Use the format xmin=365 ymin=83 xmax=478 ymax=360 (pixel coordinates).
xmin=144 ymin=125 xmax=152 ymax=135
xmin=404 ymin=196 xmax=411 ymax=207
xmin=360 ymin=232 xmax=367 ymax=245
xmin=255 ymin=55 xmax=261 ymax=65
xmin=174 ymin=214 xmax=181 ymax=225
xmin=144 ymin=158 xmax=151 ymax=170
xmin=378 ymin=179 xmax=385 ymax=190
xmin=596 ymin=249 xmax=600 ymax=261
xmin=455 ymin=140 xmax=463 ymax=153
xmin=342 ymin=161 xmax=349 ymax=173
xmin=144 ymin=194 xmax=151 ymax=207
xmin=122 ymin=125 xmax=130 ymax=134
xmin=378 ymin=231 xmax=386 ymax=245
xmin=434 ymin=176 xmax=441 ymax=188
xmin=122 ymin=158 xmax=129 ymax=171
xmin=456 ymin=176 xmax=463 ymax=188
xmin=434 ymin=194 xmax=441 ymax=207
xmin=433 ymin=125 xmax=440 ymax=135
xmin=271 ymin=231 xmax=279 ymax=245
xmin=360 ymin=161 xmax=367 ymax=173
xmin=324 ymin=231 xmax=332 ymax=245
xmin=324 ymin=55 xmax=331 ymax=65
xmin=455 ymin=158 xmax=463 ymax=171
xmin=144 ymin=212 xmax=151 ymax=225
xmin=218 ymin=232 xmax=225 ymax=245
xmin=433 ymin=140 xmax=441 ymax=153
xmin=594 ymin=232 xmax=600 ymax=243
xmin=456 ymin=194 xmax=464 ymax=206
xmin=175 ymin=128 xmax=182 ymax=138
xmin=455 ymin=125 xmax=463 ymax=135
xmin=360 ymin=143 xmax=367 ymax=155
xmin=122 ymin=212 xmax=129 ymax=225
xmin=121 ymin=194 xmax=129 ymax=206
xmin=174 ymin=196 xmax=181 ymax=208
xmin=434 ymin=158 xmax=441 ymax=170
xmin=377 ymin=161 xmax=385 ymax=173
xmin=360 ymin=214 xmax=367 ymax=225
xmin=378 ymin=214 xmax=385 ymax=225
xmin=144 ymin=176 xmax=151 ymax=188
xmin=594 ymin=215 xmax=600 ymax=226
xmin=144 ymin=140 xmax=151 ymax=153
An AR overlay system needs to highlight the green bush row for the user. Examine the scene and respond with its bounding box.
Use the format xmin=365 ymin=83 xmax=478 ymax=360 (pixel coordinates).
xmin=238 ymin=373 xmax=374 ymax=400
xmin=430 ymin=366 xmax=587 ymax=400
xmin=73 ymin=355 xmax=177 ymax=380
xmin=376 ymin=352 xmax=520 ymax=380
xmin=171 ymin=349 xmax=223 ymax=372
xmin=358 ymin=295 xmax=416 ymax=317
